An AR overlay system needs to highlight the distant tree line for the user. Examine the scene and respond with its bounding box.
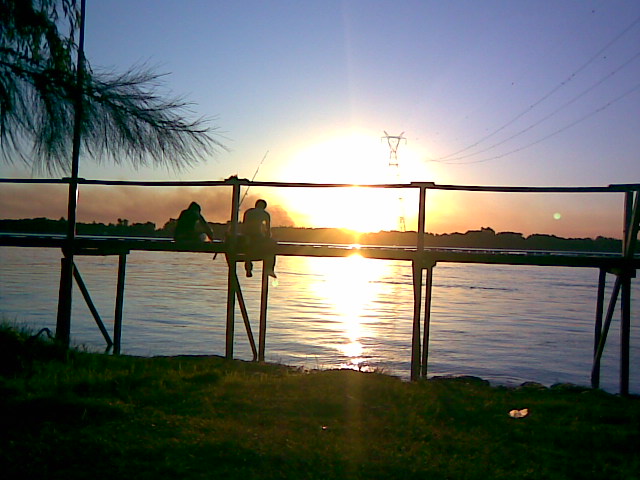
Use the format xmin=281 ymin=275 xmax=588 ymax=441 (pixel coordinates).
xmin=274 ymin=226 xmax=625 ymax=253
xmin=0 ymin=217 xmax=159 ymax=237
xmin=0 ymin=217 xmax=231 ymax=239
xmin=0 ymin=218 xmax=627 ymax=253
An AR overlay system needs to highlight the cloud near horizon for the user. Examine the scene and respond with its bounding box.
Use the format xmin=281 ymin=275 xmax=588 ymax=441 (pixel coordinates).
xmin=0 ymin=184 xmax=626 ymax=238
xmin=0 ymin=184 xmax=295 ymax=228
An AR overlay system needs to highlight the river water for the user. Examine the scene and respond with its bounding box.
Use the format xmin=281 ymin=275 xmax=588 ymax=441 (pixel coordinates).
xmin=1 ymin=246 xmax=638 ymax=394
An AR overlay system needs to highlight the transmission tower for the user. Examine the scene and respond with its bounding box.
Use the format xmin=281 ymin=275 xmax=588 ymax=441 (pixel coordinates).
xmin=382 ymin=131 xmax=407 ymax=232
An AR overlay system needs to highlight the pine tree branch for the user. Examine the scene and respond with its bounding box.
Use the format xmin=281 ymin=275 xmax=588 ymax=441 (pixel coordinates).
xmin=1 ymin=0 xmax=227 ymax=175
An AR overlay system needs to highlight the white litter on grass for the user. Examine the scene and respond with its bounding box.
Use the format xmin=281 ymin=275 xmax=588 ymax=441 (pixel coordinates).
xmin=509 ymin=408 xmax=529 ymax=418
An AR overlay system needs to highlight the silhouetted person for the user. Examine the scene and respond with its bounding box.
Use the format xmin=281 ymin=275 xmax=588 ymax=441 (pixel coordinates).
xmin=242 ymin=199 xmax=276 ymax=277
xmin=174 ymin=202 xmax=215 ymax=242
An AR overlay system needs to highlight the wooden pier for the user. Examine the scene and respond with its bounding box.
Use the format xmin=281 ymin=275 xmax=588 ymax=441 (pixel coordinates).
xmin=1 ymin=177 xmax=638 ymax=394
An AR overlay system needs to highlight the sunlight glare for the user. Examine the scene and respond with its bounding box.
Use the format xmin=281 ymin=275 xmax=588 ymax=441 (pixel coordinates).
xmin=281 ymin=133 xmax=390 ymax=184
xmin=307 ymin=253 xmax=389 ymax=372
xmin=275 ymin=132 xmax=440 ymax=232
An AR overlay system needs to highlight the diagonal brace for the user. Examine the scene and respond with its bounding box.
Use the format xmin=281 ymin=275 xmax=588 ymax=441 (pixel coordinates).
xmin=72 ymin=263 xmax=113 ymax=347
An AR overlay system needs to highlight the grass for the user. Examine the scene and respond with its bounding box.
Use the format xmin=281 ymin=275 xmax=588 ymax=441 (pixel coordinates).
xmin=1 ymin=323 xmax=639 ymax=480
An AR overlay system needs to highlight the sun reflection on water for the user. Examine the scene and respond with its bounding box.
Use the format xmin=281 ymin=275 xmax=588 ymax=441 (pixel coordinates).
xmin=308 ymin=251 xmax=389 ymax=372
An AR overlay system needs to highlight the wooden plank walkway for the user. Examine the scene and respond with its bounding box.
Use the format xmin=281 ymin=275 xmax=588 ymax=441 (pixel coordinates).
xmin=1 ymin=233 xmax=636 ymax=269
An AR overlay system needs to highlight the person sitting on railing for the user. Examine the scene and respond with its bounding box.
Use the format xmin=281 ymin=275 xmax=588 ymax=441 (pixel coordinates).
xmin=173 ymin=202 xmax=215 ymax=242
xmin=241 ymin=199 xmax=276 ymax=278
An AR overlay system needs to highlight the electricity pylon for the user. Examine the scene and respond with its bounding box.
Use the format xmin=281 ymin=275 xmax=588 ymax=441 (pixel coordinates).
xmin=382 ymin=131 xmax=406 ymax=232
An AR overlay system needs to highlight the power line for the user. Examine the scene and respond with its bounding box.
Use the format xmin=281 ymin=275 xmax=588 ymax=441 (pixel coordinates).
xmin=438 ymin=81 xmax=640 ymax=165
xmin=433 ymin=14 xmax=640 ymax=162
xmin=433 ymin=48 xmax=640 ymax=163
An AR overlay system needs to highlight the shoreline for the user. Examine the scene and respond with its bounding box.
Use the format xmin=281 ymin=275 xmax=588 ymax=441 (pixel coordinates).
xmin=122 ymin=352 xmax=638 ymax=397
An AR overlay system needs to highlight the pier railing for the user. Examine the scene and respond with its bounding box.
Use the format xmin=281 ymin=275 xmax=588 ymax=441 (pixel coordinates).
xmin=1 ymin=177 xmax=638 ymax=394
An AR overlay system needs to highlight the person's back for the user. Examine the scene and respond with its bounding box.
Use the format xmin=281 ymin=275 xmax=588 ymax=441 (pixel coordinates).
xmin=243 ymin=209 xmax=269 ymax=238
xmin=174 ymin=202 xmax=214 ymax=242
xmin=242 ymin=199 xmax=270 ymax=239
xmin=241 ymin=199 xmax=275 ymax=277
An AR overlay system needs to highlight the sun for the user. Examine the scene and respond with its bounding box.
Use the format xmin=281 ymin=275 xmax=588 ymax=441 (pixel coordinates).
xmin=273 ymin=132 xmax=436 ymax=232
xmin=280 ymin=133 xmax=391 ymax=184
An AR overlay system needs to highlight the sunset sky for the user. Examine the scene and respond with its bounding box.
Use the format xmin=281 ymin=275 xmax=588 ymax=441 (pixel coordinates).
xmin=1 ymin=0 xmax=639 ymax=238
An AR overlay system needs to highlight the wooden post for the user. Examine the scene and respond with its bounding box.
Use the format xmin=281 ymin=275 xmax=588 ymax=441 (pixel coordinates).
xmin=416 ymin=184 xmax=427 ymax=253
xmin=410 ymin=184 xmax=428 ymax=381
xmin=225 ymin=180 xmax=242 ymax=359
xmin=113 ymin=253 xmax=127 ymax=355
xmin=258 ymin=262 xmax=270 ymax=362
xmin=411 ymin=262 xmax=422 ymax=381
xmin=622 ymin=192 xmax=634 ymax=256
xmin=591 ymin=275 xmax=621 ymax=384
xmin=619 ymin=190 xmax=638 ymax=395
xmin=55 ymin=0 xmax=87 ymax=347
xmin=421 ymin=265 xmax=433 ymax=378
xmin=56 ymin=257 xmax=74 ymax=346
xmin=591 ymin=268 xmax=606 ymax=388
xmin=620 ymin=274 xmax=631 ymax=396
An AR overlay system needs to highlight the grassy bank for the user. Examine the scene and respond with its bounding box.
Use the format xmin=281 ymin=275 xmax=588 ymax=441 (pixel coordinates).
xmin=1 ymin=324 xmax=638 ymax=480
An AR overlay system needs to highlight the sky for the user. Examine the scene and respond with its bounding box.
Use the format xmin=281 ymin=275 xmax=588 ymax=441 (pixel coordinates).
xmin=2 ymin=0 xmax=640 ymax=238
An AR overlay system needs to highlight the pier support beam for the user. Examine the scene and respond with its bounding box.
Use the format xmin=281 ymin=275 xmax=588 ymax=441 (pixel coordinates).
xmin=411 ymin=262 xmax=423 ymax=381
xmin=591 ymin=189 xmax=638 ymax=395
xmin=55 ymin=0 xmax=87 ymax=348
xmin=113 ymin=253 xmax=127 ymax=355
xmin=421 ymin=265 xmax=434 ymax=378
xmin=258 ymin=264 xmax=270 ymax=362
xmin=72 ymin=264 xmax=113 ymax=348
xmin=620 ymin=274 xmax=631 ymax=395
xmin=225 ymin=259 xmax=237 ymax=359
xmin=620 ymin=190 xmax=639 ymax=396
xmin=56 ymin=257 xmax=74 ymax=346
xmin=233 ymin=271 xmax=258 ymax=361
xmin=225 ymin=180 xmax=242 ymax=359
xmin=409 ymin=183 xmax=429 ymax=381
xmin=591 ymin=268 xmax=606 ymax=389
xmin=591 ymin=273 xmax=620 ymax=389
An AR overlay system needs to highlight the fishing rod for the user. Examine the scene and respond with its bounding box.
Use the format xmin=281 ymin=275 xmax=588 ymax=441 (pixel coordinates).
xmin=214 ymin=151 xmax=269 ymax=262
xmin=240 ymin=150 xmax=269 ymax=207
